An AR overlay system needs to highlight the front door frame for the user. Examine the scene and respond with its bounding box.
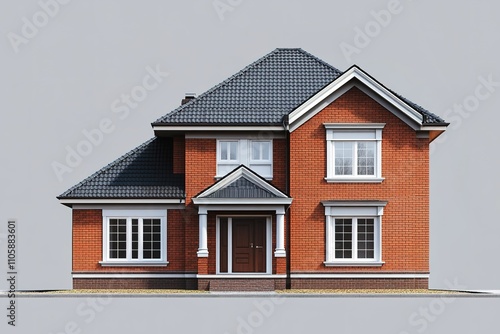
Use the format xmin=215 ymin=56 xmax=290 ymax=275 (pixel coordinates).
xmin=216 ymin=215 xmax=272 ymax=275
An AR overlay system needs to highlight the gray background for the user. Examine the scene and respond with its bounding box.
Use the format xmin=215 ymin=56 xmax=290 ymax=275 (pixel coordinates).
xmin=1 ymin=0 xmax=499 ymax=332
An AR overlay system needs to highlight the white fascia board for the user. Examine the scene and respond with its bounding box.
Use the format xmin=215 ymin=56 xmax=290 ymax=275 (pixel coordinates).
xmin=290 ymin=273 xmax=430 ymax=279
xmin=60 ymin=199 xmax=185 ymax=206
xmin=73 ymin=204 xmax=185 ymax=210
xmin=419 ymin=125 xmax=448 ymax=131
xmin=322 ymin=200 xmax=388 ymax=207
xmin=324 ymin=123 xmax=386 ymax=129
xmin=196 ymin=167 xmax=289 ymax=199
xmin=289 ymin=67 xmax=425 ymax=132
xmin=153 ymin=125 xmax=284 ymax=132
xmin=193 ymin=198 xmax=293 ymax=205
xmin=73 ymin=273 xmax=197 ymax=279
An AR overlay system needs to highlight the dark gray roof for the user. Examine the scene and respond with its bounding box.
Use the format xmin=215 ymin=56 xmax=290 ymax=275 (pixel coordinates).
xmin=205 ymin=177 xmax=277 ymax=199
xmin=153 ymin=48 xmax=446 ymax=126
xmin=58 ymin=137 xmax=185 ymax=199
xmin=153 ymin=48 xmax=343 ymax=125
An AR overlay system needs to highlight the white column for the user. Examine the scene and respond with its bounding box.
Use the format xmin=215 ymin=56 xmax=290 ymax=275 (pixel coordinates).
xmin=197 ymin=213 xmax=208 ymax=257
xmin=274 ymin=211 xmax=286 ymax=257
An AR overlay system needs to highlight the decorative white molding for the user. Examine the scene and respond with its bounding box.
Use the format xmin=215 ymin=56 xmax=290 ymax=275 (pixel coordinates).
xmin=73 ymin=273 xmax=197 ymax=279
xmin=60 ymin=199 xmax=185 ymax=206
xmin=288 ymin=66 xmax=429 ymax=132
xmin=324 ymin=178 xmax=385 ymax=183
xmin=323 ymin=261 xmax=384 ymax=267
xmin=197 ymin=274 xmax=287 ymax=279
xmin=290 ymin=273 xmax=429 ymax=279
xmin=99 ymin=261 xmax=169 ymax=267
xmin=324 ymin=123 xmax=386 ymax=129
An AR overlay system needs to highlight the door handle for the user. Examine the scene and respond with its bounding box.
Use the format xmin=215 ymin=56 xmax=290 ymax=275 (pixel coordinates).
xmin=255 ymin=246 xmax=263 ymax=249
xmin=250 ymin=243 xmax=254 ymax=248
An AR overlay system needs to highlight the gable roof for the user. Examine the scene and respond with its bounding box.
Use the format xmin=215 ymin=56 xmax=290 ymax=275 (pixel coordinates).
xmin=58 ymin=137 xmax=185 ymax=205
xmin=153 ymin=48 xmax=445 ymax=129
xmin=193 ymin=165 xmax=292 ymax=205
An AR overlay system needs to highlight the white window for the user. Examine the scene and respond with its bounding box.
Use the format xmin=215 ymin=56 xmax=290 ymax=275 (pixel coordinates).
xmin=101 ymin=210 xmax=167 ymax=265
xmin=323 ymin=202 xmax=386 ymax=266
xmin=325 ymin=124 xmax=385 ymax=182
xmin=217 ymin=139 xmax=272 ymax=179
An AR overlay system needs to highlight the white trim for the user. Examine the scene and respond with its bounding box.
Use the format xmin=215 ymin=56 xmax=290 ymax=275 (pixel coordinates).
xmin=197 ymin=274 xmax=287 ymax=279
xmin=323 ymin=261 xmax=385 ymax=267
xmin=186 ymin=132 xmax=286 ymax=139
xmin=324 ymin=123 xmax=386 ymax=130
xmin=193 ymin=198 xmax=293 ymax=205
xmin=72 ymin=204 xmax=185 ymax=211
xmin=288 ymin=67 xmax=427 ymax=132
xmin=73 ymin=273 xmax=196 ymax=279
xmin=99 ymin=261 xmax=169 ymax=267
xmin=290 ymin=273 xmax=429 ymax=279
xmin=325 ymin=178 xmax=385 ymax=183
xmin=153 ymin=125 xmax=284 ymax=132
xmin=322 ymin=201 xmax=388 ymax=207
xmin=60 ymin=199 xmax=184 ymax=205
xmin=197 ymin=205 xmax=286 ymax=215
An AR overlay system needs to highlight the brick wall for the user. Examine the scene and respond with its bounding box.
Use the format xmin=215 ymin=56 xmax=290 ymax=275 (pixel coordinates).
xmin=289 ymin=87 xmax=429 ymax=274
xmin=72 ymin=209 xmax=187 ymax=272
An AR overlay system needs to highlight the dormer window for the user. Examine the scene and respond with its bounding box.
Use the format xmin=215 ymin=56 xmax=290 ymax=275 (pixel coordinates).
xmin=217 ymin=139 xmax=273 ymax=179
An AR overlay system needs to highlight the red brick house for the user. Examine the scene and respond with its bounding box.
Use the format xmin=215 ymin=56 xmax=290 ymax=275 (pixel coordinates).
xmin=58 ymin=48 xmax=448 ymax=291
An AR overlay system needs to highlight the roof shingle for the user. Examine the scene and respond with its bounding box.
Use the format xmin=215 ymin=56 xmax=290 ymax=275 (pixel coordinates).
xmin=58 ymin=137 xmax=185 ymax=199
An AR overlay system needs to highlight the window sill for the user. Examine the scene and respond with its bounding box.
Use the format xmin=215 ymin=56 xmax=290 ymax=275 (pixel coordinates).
xmin=323 ymin=261 xmax=385 ymax=267
xmin=99 ymin=261 xmax=169 ymax=267
xmin=324 ymin=177 xmax=384 ymax=183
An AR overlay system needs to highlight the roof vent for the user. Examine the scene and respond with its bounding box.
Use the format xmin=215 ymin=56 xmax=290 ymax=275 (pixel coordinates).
xmin=181 ymin=93 xmax=196 ymax=105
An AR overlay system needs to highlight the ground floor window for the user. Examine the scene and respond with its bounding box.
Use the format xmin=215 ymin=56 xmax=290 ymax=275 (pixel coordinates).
xmin=323 ymin=201 xmax=386 ymax=266
xmin=102 ymin=210 xmax=167 ymax=265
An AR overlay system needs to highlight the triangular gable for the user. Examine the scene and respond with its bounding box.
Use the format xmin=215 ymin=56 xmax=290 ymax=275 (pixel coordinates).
xmin=192 ymin=165 xmax=292 ymax=205
xmin=288 ymin=65 xmax=449 ymax=134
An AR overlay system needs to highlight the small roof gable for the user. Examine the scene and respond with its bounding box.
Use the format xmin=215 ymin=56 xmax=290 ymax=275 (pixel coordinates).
xmin=193 ymin=165 xmax=292 ymax=205
xmin=57 ymin=137 xmax=185 ymax=203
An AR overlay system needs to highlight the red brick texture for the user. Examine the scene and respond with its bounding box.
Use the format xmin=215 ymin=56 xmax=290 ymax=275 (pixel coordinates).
xmin=289 ymin=87 xmax=429 ymax=275
xmin=290 ymin=278 xmax=428 ymax=289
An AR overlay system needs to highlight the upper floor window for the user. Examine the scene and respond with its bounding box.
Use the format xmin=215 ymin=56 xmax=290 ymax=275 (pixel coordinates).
xmin=325 ymin=124 xmax=385 ymax=183
xmin=217 ymin=139 xmax=272 ymax=179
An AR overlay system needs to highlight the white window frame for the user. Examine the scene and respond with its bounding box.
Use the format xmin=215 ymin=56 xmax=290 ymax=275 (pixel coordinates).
xmin=216 ymin=139 xmax=273 ymax=179
xmin=323 ymin=203 xmax=385 ymax=267
xmin=101 ymin=209 xmax=168 ymax=266
xmin=215 ymin=215 xmax=272 ymax=275
xmin=325 ymin=123 xmax=385 ymax=183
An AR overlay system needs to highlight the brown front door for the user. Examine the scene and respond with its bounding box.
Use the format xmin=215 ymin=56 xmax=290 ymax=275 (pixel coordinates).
xmin=232 ymin=218 xmax=266 ymax=273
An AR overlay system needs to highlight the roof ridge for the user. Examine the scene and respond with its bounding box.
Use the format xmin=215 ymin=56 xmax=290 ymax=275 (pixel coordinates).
xmin=153 ymin=48 xmax=284 ymax=123
xmin=58 ymin=137 xmax=157 ymax=198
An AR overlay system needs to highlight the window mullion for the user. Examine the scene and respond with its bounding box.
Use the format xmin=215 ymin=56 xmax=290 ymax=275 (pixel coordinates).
xmin=352 ymin=218 xmax=358 ymax=260
xmin=126 ymin=218 xmax=131 ymax=260
xmin=138 ymin=218 xmax=144 ymax=261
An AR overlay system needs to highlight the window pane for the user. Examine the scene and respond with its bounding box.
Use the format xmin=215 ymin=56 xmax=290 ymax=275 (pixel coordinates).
xmin=334 ymin=218 xmax=353 ymax=259
xmin=357 ymin=142 xmax=376 ymax=175
xmin=357 ymin=218 xmax=375 ymax=259
xmin=262 ymin=142 xmax=270 ymax=160
xmin=109 ymin=219 xmax=126 ymax=259
xmin=334 ymin=142 xmax=353 ymax=175
xmin=142 ymin=219 xmax=161 ymax=260
xmin=221 ymin=142 xmax=228 ymax=160
xmin=252 ymin=141 xmax=260 ymax=160
xmin=229 ymin=142 xmax=238 ymax=160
